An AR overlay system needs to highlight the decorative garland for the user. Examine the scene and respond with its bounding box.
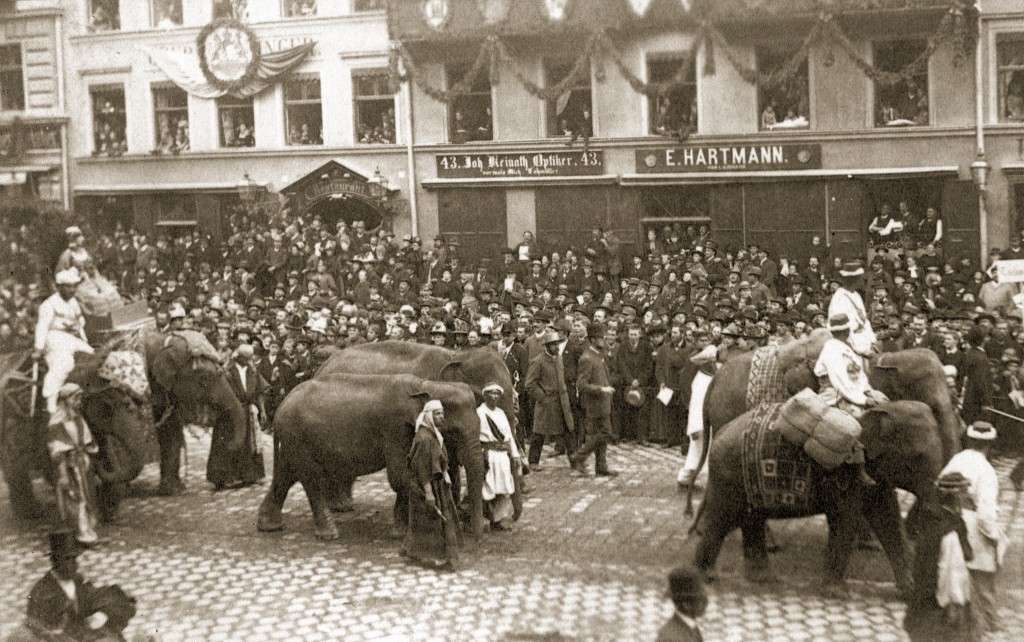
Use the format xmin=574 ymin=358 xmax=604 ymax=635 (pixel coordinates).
xmin=390 ymin=0 xmax=977 ymax=102
xmin=196 ymin=19 xmax=262 ymax=95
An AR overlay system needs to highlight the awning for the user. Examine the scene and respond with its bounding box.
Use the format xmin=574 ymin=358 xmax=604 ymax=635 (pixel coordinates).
xmin=0 ymin=164 xmax=56 ymax=185
xmin=74 ymin=182 xmax=241 ymax=194
xmin=1002 ymin=163 xmax=1024 ymax=176
xmin=155 ymin=219 xmax=198 ymax=227
xmin=619 ymin=166 xmax=962 ymax=186
xmin=422 ymin=175 xmax=619 ymax=189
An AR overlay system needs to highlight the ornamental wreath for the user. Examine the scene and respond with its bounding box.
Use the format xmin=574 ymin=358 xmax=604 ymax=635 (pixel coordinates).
xmin=197 ymin=19 xmax=261 ymax=95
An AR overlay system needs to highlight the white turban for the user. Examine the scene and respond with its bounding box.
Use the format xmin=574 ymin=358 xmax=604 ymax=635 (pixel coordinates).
xmin=482 ymin=383 xmax=504 ymax=395
xmin=423 ymin=399 xmax=443 ymax=413
xmin=55 ymin=268 xmax=82 ymax=286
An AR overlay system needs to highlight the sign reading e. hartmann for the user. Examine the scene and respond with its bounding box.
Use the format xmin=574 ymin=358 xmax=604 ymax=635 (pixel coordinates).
xmin=436 ymin=151 xmax=604 ymax=179
xmin=635 ymin=143 xmax=822 ymax=173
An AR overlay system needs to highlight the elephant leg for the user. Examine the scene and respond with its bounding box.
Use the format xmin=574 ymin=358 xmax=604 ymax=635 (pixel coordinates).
xmin=327 ymin=478 xmax=355 ymax=513
xmin=257 ymin=439 xmax=296 ymax=533
xmin=95 ymin=481 xmax=124 ymax=523
xmin=862 ymin=484 xmax=913 ymax=599
xmin=822 ymin=505 xmax=859 ymax=597
xmin=156 ymin=413 xmax=185 ymax=495
xmin=385 ymin=448 xmax=412 ymax=540
xmin=4 ymin=462 xmax=45 ymax=519
xmin=741 ymin=515 xmax=775 ymax=584
xmin=692 ymin=484 xmax=736 ymax=582
xmin=302 ymin=471 xmax=338 ymax=541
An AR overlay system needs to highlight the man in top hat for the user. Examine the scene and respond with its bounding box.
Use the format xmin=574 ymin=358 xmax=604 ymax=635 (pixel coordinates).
xmin=24 ymin=530 xmax=136 ymax=641
xmin=570 ymin=322 xmax=619 ymax=477
xmin=829 ymin=260 xmax=877 ymax=356
xmin=656 ymin=564 xmax=707 ymax=642
xmin=938 ymin=421 xmax=1006 ymax=634
xmin=524 ymin=330 xmax=575 ymax=471
xmin=34 ymin=269 xmax=94 ymax=416
xmin=960 ymin=326 xmax=993 ymax=426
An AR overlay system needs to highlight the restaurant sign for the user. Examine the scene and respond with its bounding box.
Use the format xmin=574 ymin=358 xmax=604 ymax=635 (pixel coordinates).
xmin=636 ymin=143 xmax=822 ymax=173
xmin=436 ymin=150 xmax=604 ymax=179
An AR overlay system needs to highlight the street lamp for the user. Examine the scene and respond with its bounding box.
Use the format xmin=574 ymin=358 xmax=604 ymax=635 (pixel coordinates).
xmin=236 ymin=172 xmax=263 ymax=204
xmin=236 ymin=172 xmax=280 ymax=218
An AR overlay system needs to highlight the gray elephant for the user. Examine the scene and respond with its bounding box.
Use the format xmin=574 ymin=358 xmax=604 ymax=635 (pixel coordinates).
xmin=689 ymin=399 xmax=945 ymax=597
xmin=257 ymin=374 xmax=483 ymax=541
xmin=314 ymin=342 xmax=519 ymax=536
xmin=0 ymin=350 xmax=151 ymax=520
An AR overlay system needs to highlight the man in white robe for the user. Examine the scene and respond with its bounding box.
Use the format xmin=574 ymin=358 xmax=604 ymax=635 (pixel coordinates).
xmin=34 ymin=269 xmax=94 ymax=415
xmin=828 ymin=260 xmax=877 ymax=357
xmin=677 ymin=344 xmax=717 ymax=489
xmin=477 ymin=383 xmax=519 ymax=530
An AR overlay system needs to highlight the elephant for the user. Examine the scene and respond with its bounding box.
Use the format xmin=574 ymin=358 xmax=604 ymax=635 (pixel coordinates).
xmin=314 ymin=342 xmax=519 ymax=533
xmin=689 ymin=399 xmax=945 ymax=597
xmin=139 ymin=331 xmax=247 ymax=495
xmin=256 ymin=374 xmax=483 ymax=541
xmin=704 ymin=346 xmax=961 ymax=463
xmin=0 ymin=350 xmax=152 ymax=520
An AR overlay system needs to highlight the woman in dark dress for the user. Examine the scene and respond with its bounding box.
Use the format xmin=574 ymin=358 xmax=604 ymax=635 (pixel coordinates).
xmin=402 ymin=399 xmax=462 ymax=571
xmin=207 ymin=343 xmax=267 ymax=490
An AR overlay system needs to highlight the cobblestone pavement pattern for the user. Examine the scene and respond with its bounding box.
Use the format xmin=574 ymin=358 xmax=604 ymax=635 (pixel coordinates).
xmin=1 ymin=433 xmax=1022 ymax=641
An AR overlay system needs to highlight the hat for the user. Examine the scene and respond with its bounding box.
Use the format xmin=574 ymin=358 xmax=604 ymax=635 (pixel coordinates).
xmin=64 ymin=225 xmax=83 ymax=237
xmin=430 ymin=322 xmax=448 ymax=335
xmin=542 ymin=331 xmax=561 ymax=345
xmin=839 ymin=261 xmax=865 ymax=278
xmin=936 ymin=471 xmax=971 ymax=492
xmin=625 ymin=387 xmax=645 ymax=408
xmin=423 ymin=399 xmax=443 ymax=413
xmin=400 ymin=304 xmax=416 ymax=316
xmin=942 ymin=364 xmax=958 ymax=378
xmin=48 ymin=530 xmax=79 ymax=561
xmin=294 ymin=334 xmax=313 ymax=346
xmin=827 ymin=313 xmax=851 ymax=332
xmin=482 ymin=382 xmax=504 ymax=395
xmin=58 ymin=383 xmax=83 ymax=400
xmin=738 ymin=281 xmax=751 ymax=289
xmin=705 ymin=240 xmax=718 ymax=252
xmin=666 ymin=565 xmax=705 ymax=606
xmin=747 ymin=267 xmax=762 ymax=277
xmin=553 ymin=318 xmax=572 ymax=333
xmin=966 ymin=421 xmax=997 ymax=441
xmin=168 ymin=304 xmax=186 ymax=320
xmin=587 ymin=322 xmax=606 ymax=339
xmin=55 ymin=269 xmax=81 ymax=286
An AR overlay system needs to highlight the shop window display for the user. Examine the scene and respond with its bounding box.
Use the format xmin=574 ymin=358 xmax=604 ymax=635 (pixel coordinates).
xmin=998 ymin=35 xmax=1024 ymax=123
xmin=285 ymin=75 xmax=323 ymax=145
xmin=213 ymin=0 xmax=247 ymax=21
xmin=353 ymin=71 xmax=395 ymax=144
xmin=544 ymin=59 xmax=593 ymax=139
xmin=88 ymin=0 xmax=119 ymax=32
xmin=152 ymin=0 xmax=182 ymax=28
xmin=873 ymin=40 xmax=929 ymax=127
xmin=217 ymin=95 xmax=255 ymax=147
xmin=91 ymin=86 xmax=127 ymax=156
xmin=646 ymin=55 xmax=697 ymax=137
xmin=757 ymin=46 xmax=809 ymax=131
xmin=152 ymin=84 xmax=189 ymax=154
xmin=0 ymin=45 xmax=24 ymax=112
xmin=446 ymin=62 xmax=493 ymax=143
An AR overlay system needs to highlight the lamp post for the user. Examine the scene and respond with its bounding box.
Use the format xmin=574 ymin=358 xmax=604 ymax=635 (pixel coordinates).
xmin=236 ymin=172 xmax=280 ymax=219
xmin=971 ymin=153 xmax=990 ymax=266
xmin=369 ymin=166 xmax=394 ymax=227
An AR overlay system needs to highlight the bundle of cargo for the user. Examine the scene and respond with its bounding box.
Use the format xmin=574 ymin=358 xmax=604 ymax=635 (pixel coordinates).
xmin=776 ymin=388 xmax=825 ymax=446
xmin=804 ymin=408 xmax=862 ymax=470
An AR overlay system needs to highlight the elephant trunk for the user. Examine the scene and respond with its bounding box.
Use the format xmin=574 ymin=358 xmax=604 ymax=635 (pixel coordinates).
xmin=459 ymin=435 xmax=485 ymax=540
xmin=208 ymin=375 xmax=247 ymax=452
xmin=94 ymin=425 xmax=146 ymax=484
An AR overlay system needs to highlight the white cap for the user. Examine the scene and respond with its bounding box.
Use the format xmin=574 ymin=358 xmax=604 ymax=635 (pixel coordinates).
xmin=55 ymin=268 xmax=82 ymax=286
xmin=482 ymin=382 xmax=504 ymax=395
xmin=966 ymin=421 xmax=997 ymax=441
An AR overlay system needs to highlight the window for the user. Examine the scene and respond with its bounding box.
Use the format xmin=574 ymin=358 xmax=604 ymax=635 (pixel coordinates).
xmin=217 ymin=95 xmax=254 ymax=147
xmin=153 ymin=85 xmax=189 ymax=153
xmin=88 ymin=0 xmax=120 ymax=32
xmin=757 ymin=46 xmax=809 ymax=131
xmin=91 ymin=86 xmax=127 ymax=156
xmin=212 ymin=0 xmax=247 ymax=21
xmin=998 ymin=35 xmax=1024 ymax=123
xmin=152 ymin=0 xmax=182 ymax=28
xmin=0 ymin=45 xmax=24 ymax=112
xmin=544 ymin=59 xmax=592 ymax=138
xmin=874 ymin=40 xmax=929 ymax=127
xmin=285 ymin=75 xmax=322 ymax=145
xmin=646 ymin=55 xmax=697 ymax=136
xmin=446 ymin=63 xmax=492 ymax=143
xmin=353 ymin=71 xmax=395 ymax=144
xmin=283 ymin=0 xmax=317 ymax=17
xmin=353 ymin=0 xmax=385 ymax=11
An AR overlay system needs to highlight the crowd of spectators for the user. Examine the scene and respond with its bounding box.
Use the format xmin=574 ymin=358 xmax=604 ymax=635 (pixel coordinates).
xmin=3 ymin=203 xmax=1024 ymax=449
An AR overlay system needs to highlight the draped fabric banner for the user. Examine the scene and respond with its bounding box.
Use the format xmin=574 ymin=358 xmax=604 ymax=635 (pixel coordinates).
xmin=139 ymin=42 xmax=315 ymax=99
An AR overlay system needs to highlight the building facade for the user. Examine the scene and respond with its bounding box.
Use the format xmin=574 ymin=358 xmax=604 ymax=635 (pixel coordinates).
xmin=0 ymin=0 xmax=69 ymax=207
xmin=65 ymin=0 xmax=404 ymax=239
xmin=60 ymin=0 xmax=1024 ymax=267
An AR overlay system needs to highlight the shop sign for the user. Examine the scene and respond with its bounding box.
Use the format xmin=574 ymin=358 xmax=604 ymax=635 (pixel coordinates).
xmin=994 ymin=260 xmax=1024 ymax=283
xmin=436 ymin=150 xmax=604 ymax=178
xmin=635 ymin=143 xmax=822 ymax=173
xmin=290 ymin=177 xmax=388 ymax=212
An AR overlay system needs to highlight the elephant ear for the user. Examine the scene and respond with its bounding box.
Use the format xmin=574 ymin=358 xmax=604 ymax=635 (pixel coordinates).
xmin=860 ymin=406 xmax=896 ymax=460
xmin=437 ymin=360 xmax=465 ymax=382
xmin=151 ymin=335 xmax=190 ymax=392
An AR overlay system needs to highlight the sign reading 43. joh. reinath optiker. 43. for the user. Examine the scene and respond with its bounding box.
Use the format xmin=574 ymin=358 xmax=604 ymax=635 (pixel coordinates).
xmin=636 ymin=143 xmax=822 ymax=173
xmin=436 ymin=151 xmax=604 ymax=178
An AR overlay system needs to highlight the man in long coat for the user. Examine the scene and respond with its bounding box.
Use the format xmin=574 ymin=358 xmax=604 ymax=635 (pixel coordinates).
xmin=611 ymin=324 xmax=656 ymax=443
xmin=524 ymin=331 xmax=575 ymax=470
xmin=570 ymin=322 xmax=619 ymax=477
xmin=960 ymin=326 xmax=993 ymax=426
xmin=655 ymin=325 xmax=695 ymax=448
xmin=207 ymin=343 xmax=267 ymax=490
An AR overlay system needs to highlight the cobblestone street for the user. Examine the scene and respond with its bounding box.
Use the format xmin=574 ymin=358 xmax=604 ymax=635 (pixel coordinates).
xmin=1 ymin=434 xmax=1022 ymax=641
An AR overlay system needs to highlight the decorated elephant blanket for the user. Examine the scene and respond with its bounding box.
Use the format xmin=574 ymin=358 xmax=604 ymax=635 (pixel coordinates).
xmin=741 ymin=403 xmax=814 ymax=512
xmin=98 ymin=351 xmax=150 ymax=401
xmin=746 ymin=347 xmax=789 ymax=408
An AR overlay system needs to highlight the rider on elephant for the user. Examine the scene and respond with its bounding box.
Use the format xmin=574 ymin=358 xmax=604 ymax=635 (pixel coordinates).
xmin=34 ymin=269 xmax=94 ymax=416
xmin=828 ymin=260 xmax=877 ymax=357
xmin=814 ymin=313 xmax=889 ymax=486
